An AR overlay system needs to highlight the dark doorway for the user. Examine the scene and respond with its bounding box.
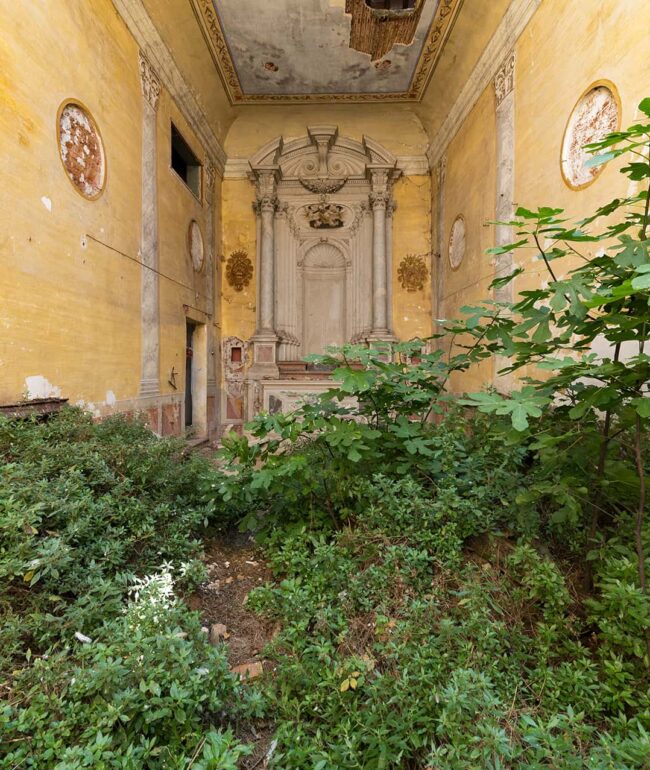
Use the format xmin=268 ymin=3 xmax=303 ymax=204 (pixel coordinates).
xmin=185 ymin=322 xmax=195 ymax=427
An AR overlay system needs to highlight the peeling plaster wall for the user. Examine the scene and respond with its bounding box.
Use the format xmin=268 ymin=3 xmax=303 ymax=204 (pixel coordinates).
xmin=0 ymin=0 xmax=142 ymax=409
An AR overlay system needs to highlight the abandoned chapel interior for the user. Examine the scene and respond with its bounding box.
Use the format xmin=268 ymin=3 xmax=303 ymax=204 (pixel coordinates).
xmin=2 ymin=0 xmax=648 ymax=441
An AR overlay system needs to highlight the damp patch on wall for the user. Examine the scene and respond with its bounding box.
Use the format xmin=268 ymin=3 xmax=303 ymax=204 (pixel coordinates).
xmin=57 ymin=101 xmax=106 ymax=199
xmin=448 ymin=215 xmax=465 ymax=270
xmin=561 ymin=83 xmax=620 ymax=190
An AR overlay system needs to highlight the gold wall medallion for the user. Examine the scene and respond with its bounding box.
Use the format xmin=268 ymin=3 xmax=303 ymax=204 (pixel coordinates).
xmin=398 ymin=253 xmax=429 ymax=292
xmin=226 ymin=250 xmax=253 ymax=292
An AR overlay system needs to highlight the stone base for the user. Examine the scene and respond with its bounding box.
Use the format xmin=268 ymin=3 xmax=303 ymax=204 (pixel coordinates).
xmin=248 ymin=332 xmax=279 ymax=379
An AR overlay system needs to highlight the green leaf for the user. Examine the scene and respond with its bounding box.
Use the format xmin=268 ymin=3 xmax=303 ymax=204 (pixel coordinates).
xmin=639 ymin=97 xmax=650 ymax=118
xmin=632 ymin=398 xmax=650 ymax=418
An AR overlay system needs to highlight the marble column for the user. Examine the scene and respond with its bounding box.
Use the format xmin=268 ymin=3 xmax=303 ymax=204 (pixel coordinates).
xmin=385 ymin=200 xmax=396 ymax=335
xmin=368 ymin=168 xmax=394 ymax=340
xmin=249 ymin=168 xmax=280 ymax=379
xmin=493 ymin=51 xmax=516 ymax=392
xmin=204 ymin=159 xmax=218 ymax=436
xmin=138 ymin=52 xmax=161 ymax=397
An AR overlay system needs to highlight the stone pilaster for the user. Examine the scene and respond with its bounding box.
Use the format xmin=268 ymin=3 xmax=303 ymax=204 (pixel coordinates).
xmin=138 ymin=52 xmax=161 ymax=396
xmin=204 ymin=158 xmax=219 ymax=436
xmin=493 ymin=51 xmax=516 ymax=392
xmin=434 ymin=155 xmax=447 ymax=333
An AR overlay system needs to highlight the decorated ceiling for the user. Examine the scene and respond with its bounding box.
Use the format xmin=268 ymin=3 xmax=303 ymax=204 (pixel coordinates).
xmin=190 ymin=0 xmax=463 ymax=104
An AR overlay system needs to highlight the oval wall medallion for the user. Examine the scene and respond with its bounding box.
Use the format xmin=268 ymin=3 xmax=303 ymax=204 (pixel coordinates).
xmin=188 ymin=220 xmax=205 ymax=271
xmin=448 ymin=215 xmax=466 ymax=270
xmin=561 ymin=83 xmax=620 ymax=190
xmin=226 ymin=250 xmax=253 ymax=292
xmin=57 ymin=101 xmax=106 ymax=199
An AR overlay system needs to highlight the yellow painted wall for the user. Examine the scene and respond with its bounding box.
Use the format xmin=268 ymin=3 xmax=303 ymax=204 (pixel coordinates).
xmin=141 ymin=0 xmax=235 ymax=143
xmin=157 ymin=94 xmax=214 ymax=400
xmin=0 ymin=0 xmax=222 ymax=429
xmin=223 ymin=106 xmax=429 ymax=159
xmin=513 ymin=0 xmax=650 ymax=297
xmin=221 ymin=180 xmax=257 ymax=342
xmin=427 ymin=0 xmax=650 ymax=394
xmin=439 ymin=86 xmax=496 ymax=392
xmin=392 ymin=175 xmax=432 ymax=341
xmin=0 ymin=0 xmax=142 ymax=411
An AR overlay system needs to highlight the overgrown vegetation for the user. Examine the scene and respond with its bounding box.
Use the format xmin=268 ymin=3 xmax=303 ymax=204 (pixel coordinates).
xmin=216 ymin=100 xmax=650 ymax=767
xmin=2 ymin=102 xmax=650 ymax=768
xmin=0 ymin=411 xmax=258 ymax=769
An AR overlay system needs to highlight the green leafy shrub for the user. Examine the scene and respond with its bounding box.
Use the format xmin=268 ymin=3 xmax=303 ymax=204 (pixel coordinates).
xmin=0 ymin=409 xmax=252 ymax=768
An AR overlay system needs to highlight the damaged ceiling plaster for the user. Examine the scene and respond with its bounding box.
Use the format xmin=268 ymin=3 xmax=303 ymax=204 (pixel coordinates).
xmin=191 ymin=0 xmax=462 ymax=103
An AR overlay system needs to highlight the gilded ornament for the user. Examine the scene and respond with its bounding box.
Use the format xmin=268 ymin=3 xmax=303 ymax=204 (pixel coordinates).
xmin=398 ymin=254 xmax=429 ymax=292
xmin=226 ymin=250 xmax=253 ymax=292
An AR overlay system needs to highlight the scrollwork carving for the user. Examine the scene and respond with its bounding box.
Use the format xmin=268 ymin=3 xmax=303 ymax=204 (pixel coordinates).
xmin=299 ymin=177 xmax=348 ymax=195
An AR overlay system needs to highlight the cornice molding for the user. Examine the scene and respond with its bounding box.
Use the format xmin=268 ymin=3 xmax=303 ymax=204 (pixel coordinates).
xmin=190 ymin=0 xmax=463 ymax=104
xmin=426 ymin=0 xmax=541 ymax=167
xmin=396 ymin=155 xmax=430 ymax=176
xmin=112 ymin=0 xmax=226 ymax=174
xmin=224 ymin=155 xmax=429 ymax=180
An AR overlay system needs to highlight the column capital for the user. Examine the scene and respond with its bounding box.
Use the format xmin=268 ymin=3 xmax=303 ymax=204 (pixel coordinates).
xmin=369 ymin=191 xmax=391 ymax=210
xmin=139 ymin=52 xmax=161 ymax=110
xmin=257 ymin=195 xmax=278 ymax=213
xmin=494 ymin=50 xmax=515 ymax=108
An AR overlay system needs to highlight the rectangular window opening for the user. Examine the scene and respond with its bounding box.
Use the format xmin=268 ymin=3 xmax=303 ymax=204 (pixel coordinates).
xmin=171 ymin=123 xmax=202 ymax=199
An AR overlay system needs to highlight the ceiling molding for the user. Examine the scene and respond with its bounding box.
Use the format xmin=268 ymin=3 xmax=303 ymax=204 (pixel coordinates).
xmin=111 ymin=0 xmax=227 ymax=174
xmin=190 ymin=0 xmax=464 ymax=104
xmin=426 ymin=0 xmax=542 ymax=167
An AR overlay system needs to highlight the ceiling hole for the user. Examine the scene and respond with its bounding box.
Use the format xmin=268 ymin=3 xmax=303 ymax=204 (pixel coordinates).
xmin=264 ymin=61 xmax=279 ymax=71
xmin=375 ymin=59 xmax=392 ymax=70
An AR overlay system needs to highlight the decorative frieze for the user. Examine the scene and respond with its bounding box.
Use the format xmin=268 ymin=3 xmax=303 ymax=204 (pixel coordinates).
xmin=494 ymin=51 xmax=515 ymax=107
xmin=138 ymin=52 xmax=161 ymax=110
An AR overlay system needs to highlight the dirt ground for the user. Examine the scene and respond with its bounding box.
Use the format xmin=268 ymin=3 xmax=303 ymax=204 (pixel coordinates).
xmin=186 ymin=531 xmax=278 ymax=768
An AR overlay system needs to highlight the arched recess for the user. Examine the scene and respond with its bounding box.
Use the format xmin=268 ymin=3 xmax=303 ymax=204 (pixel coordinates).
xmin=301 ymin=242 xmax=347 ymax=357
